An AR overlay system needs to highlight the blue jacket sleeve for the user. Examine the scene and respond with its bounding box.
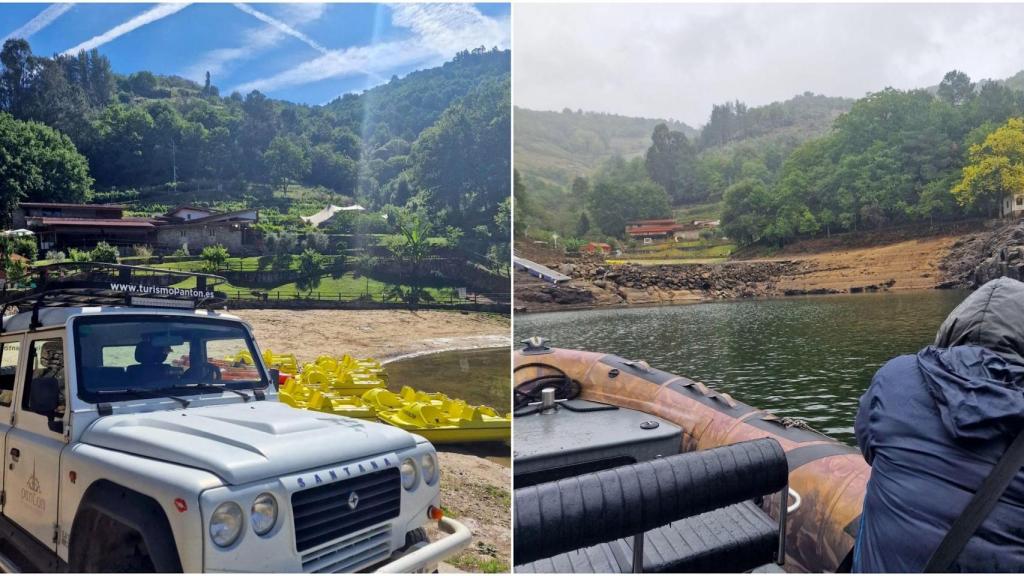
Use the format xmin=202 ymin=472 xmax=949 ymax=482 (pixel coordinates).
xmin=856 ymin=369 xmax=885 ymax=465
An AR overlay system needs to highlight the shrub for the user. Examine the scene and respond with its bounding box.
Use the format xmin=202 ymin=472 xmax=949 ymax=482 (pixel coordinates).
xmin=200 ymin=244 xmax=229 ymax=272
xmin=304 ymin=231 xmax=329 ymax=253
xmin=172 ymin=243 xmax=190 ymax=258
xmin=133 ymin=245 xmax=153 ymax=259
xmin=563 ymin=237 xmax=584 ymax=254
xmin=9 ymin=236 xmax=37 ymax=260
xmin=44 ymin=250 xmax=66 ymax=263
xmin=89 ymin=242 xmax=120 ymax=263
xmin=68 ymin=248 xmax=90 ymax=262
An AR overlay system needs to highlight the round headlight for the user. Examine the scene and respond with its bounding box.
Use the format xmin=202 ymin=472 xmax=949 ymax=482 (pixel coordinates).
xmin=400 ymin=457 xmax=419 ymax=490
xmin=210 ymin=501 xmax=243 ymax=547
xmin=421 ymin=452 xmax=438 ymax=485
xmin=251 ymin=493 xmax=278 ymax=536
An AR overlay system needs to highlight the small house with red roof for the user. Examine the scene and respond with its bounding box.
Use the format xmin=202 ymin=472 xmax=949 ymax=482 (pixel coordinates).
xmin=625 ymin=218 xmax=684 ymax=245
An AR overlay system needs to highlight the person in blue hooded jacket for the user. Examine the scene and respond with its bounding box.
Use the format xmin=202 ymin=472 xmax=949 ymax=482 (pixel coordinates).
xmin=854 ymin=277 xmax=1024 ymax=572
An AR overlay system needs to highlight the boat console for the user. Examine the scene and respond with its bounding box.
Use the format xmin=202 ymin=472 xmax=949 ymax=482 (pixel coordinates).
xmin=514 ymin=399 xmax=682 ymax=488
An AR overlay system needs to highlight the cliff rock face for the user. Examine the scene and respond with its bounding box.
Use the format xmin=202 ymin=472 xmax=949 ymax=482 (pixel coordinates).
xmin=940 ymin=222 xmax=1024 ymax=288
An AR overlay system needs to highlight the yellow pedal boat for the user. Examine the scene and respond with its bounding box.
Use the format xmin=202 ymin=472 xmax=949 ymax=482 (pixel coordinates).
xmin=375 ymin=401 xmax=511 ymax=444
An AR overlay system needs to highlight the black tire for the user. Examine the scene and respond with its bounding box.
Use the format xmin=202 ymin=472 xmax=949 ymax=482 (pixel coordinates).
xmin=72 ymin=513 xmax=155 ymax=573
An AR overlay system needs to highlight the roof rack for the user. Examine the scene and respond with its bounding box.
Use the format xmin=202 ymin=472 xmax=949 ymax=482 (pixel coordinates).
xmin=0 ymin=262 xmax=229 ymax=330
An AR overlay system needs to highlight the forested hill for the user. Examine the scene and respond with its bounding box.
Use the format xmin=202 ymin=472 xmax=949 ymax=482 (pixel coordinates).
xmin=513 ymin=107 xmax=696 ymax=188
xmin=327 ymin=49 xmax=509 ymax=146
xmin=0 ymin=40 xmax=510 ymax=258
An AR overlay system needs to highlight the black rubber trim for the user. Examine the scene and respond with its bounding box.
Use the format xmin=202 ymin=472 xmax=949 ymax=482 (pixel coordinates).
xmin=514 ymin=438 xmax=788 ymax=564
xmin=70 ymin=480 xmax=183 ymax=572
xmin=786 ymin=443 xmax=860 ymax=472
xmin=97 ymin=403 xmax=112 ymax=416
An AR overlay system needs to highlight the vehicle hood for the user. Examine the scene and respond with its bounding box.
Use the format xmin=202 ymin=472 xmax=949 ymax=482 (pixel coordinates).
xmin=81 ymin=401 xmax=419 ymax=484
xmin=919 ymin=277 xmax=1024 ymax=441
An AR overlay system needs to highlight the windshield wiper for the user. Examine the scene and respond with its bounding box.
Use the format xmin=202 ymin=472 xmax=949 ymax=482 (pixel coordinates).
xmin=95 ymin=388 xmax=191 ymax=408
xmin=160 ymin=383 xmax=253 ymax=402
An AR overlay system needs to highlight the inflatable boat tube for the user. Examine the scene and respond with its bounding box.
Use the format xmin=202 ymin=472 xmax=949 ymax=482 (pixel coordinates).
xmin=514 ymin=347 xmax=869 ymax=573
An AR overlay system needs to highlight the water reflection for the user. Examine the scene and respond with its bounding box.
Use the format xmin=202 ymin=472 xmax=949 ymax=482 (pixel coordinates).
xmin=515 ymin=291 xmax=969 ymax=445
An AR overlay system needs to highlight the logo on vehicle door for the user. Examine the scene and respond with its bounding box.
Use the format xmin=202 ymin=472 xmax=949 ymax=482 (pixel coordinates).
xmin=20 ymin=461 xmax=46 ymax=512
xmin=347 ymin=491 xmax=359 ymax=511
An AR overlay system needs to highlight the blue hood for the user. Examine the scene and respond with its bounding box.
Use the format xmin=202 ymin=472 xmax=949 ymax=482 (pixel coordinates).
xmin=917 ymin=346 xmax=1024 ymax=441
xmin=920 ymin=277 xmax=1024 ymax=441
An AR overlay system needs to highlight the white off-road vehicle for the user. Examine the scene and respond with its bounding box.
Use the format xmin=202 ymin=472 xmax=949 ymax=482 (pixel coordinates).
xmin=0 ymin=263 xmax=470 ymax=573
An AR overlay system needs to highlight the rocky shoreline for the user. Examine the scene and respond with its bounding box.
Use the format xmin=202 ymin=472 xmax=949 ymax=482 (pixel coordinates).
xmin=516 ymin=224 xmax=1023 ymax=314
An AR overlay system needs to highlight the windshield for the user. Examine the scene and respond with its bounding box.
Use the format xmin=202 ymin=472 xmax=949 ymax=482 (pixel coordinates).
xmin=73 ymin=315 xmax=269 ymax=402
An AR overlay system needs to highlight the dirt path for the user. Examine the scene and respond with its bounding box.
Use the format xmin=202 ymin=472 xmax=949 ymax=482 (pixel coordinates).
xmin=233 ymin=308 xmax=511 ymax=572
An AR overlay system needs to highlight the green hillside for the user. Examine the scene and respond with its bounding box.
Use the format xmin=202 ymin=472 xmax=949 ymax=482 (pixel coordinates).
xmin=0 ymin=40 xmax=510 ymax=260
xmin=514 ymin=107 xmax=696 ymax=188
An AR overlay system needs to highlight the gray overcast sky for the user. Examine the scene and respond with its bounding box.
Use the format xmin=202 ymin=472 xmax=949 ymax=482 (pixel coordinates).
xmin=513 ymin=3 xmax=1024 ymax=127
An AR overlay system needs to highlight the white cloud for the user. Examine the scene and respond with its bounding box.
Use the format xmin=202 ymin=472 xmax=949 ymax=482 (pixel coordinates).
xmin=62 ymin=3 xmax=188 ymax=55
xmin=232 ymin=3 xmax=508 ymax=95
xmin=233 ymin=3 xmax=327 ymax=54
xmin=2 ymin=3 xmax=74 ymax=43
xmin=185 ymin=3 xmax=328 ymax=83
xmin=513 ymin=4 xmax=1024 ymax=126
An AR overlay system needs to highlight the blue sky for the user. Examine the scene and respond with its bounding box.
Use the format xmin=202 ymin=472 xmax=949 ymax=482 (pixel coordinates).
xmin=0 ymin=3 xmax=510 ymax=104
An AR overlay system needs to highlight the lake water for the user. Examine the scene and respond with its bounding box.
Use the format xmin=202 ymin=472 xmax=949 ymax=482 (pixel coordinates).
xmin=385 ymin=347 xmax=510 ymax=413
xmin=515 ymin=291 xmax=970 ymax=445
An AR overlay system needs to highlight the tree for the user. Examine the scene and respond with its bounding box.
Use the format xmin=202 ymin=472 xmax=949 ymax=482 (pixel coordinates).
xmin=571 ymin=176 xmax=589 ymax=199
xmin=937 ymin=70 xmax=975 ymax=107
xmin=953 ymin=117 xmax=1024 ymax=216
xmin=645 ymin=123 xmax=703 ymax=203
xmin=296 ymin=248 xmax=325 ymax=296
xmin=587 ymin=174 xmax=671 ymax=237
xmin=0 ymin=112 xmax=92 ymax=223
xmin=264 ymin=136 xmax=309 ymax=192
xmin=385 ymin=214 xmax=435 ymax=305
xmin=576 ymin=212 xmax=590 ymax=238
xmin=200 ymin=244 xmax=229 ymax=272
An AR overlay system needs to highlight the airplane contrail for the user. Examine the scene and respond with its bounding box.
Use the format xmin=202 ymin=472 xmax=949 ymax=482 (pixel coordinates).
xmin=2 ymin=4 xmax=74 ymax=43
xmin=62 ymin=3 xmax=189 ymax=55
xmin=234 ymin=3 xmax=328 ymax=54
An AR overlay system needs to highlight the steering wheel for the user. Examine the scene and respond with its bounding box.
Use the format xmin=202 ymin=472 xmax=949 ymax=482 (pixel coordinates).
xmin=182 ymin=362 xmax=222 ymax=383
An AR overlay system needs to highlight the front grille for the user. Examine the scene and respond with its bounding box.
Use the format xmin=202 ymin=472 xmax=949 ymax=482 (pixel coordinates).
xmin=300 ymin=524 xmax=391 ymax=573
xmin=291 ymin=467 xmax=401 ymax=553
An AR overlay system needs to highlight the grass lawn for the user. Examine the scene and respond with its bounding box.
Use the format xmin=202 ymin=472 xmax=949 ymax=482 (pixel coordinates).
xmin=674 ymin=200 xmax=724 ymax=222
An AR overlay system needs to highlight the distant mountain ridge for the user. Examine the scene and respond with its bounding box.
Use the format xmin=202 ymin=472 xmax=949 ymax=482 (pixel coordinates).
xmin=514 ymin=107 xmax=696 ymax=188
xmin=515 ymin=92 xmax=853 ymax=190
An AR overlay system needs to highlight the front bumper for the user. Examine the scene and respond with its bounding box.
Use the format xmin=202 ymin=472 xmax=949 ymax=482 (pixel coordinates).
xmin=374 ymin=518 xmax=472 ymax=573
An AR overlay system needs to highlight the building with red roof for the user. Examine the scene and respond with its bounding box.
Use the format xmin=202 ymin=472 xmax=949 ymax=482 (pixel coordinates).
xmin=625 ymin=218 xmax=684 ymax=245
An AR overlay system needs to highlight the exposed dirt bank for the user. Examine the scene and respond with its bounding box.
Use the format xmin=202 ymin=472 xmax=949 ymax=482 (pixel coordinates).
xmin=233 ymin=308 xmax=511 ymax=571
xmin=516 ymin=228 xmax=976 ymax=313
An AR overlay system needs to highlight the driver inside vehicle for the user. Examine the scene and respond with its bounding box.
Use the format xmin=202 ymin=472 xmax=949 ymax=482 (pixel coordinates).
xmin=126 ymin=339 xmax=181 ymax=383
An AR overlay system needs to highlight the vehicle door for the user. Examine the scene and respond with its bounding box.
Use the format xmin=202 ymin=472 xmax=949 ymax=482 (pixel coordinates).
xmin=0 ymin=335 xmax=22 ymax=513
xmin=5 ymin=335 xmax=67 ymax=550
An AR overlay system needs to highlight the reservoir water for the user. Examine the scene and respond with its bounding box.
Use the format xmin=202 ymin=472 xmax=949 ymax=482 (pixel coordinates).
xmin=515 ymin=290 xmax=969 ymax=445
